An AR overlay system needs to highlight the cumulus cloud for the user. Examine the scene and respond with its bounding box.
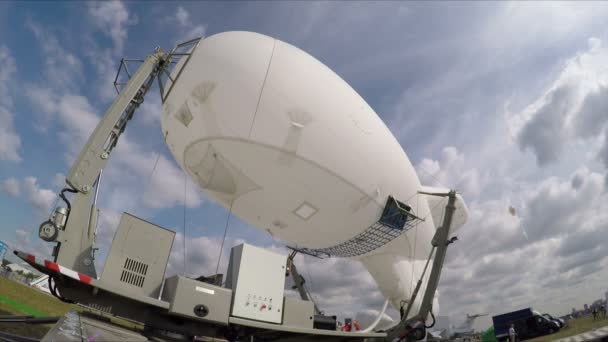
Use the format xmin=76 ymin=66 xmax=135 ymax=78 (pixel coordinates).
xmin=28 ymin=87 xmax=203 ymax=210
xmin=522 ymin=167 xmax=605 ymax=241
xmin=601 ymin=130 xmax=608 ymax=170
xmin=22 ymin=177 xmax=57 ymax=217
xmin=86 ymin=1 xmax=137 ymax=101
xmin=2 ymin=177 xmax=20 ymax=196
xmin=26 ymin=20 xmax=84 ymax=91
xmin=109 ymin=138 xmax=204 ymax=210
xmin=170 ymin=6 xmax=206 ymax=42
xmin=416 ymin=146 xmax=482 ymax=198
xmin=138 ymin=91 xmax=162 ymax=126
xmin=510 ymin=37 xmax=608 ymax=170
xmin=166 ymin=233 xmax=244 ymax=279
xmin=7 ymin=227 xmax=53 ymax=259
xmin=27 ymin=89 xmax=99 ymax=160
xmin=88 ymin=1 xmax=134 ymax=55
xmin=0 ymin=46 xmax=21 ymax=162
xmin=2 ymin=177 xmax=55 ymax=217
xmin=517 ymin=85 xmax=577 ymax=165
xmin=439 ymin=167 xmax=608 ymax=321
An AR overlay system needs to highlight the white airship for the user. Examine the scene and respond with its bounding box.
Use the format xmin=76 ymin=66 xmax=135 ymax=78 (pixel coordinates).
xmin=160 ymin=31 xmax=468 ymax=317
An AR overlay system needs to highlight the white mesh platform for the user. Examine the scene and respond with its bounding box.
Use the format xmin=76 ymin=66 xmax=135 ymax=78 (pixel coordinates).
xmin=292 ymin=196 xmax=423 ymax=258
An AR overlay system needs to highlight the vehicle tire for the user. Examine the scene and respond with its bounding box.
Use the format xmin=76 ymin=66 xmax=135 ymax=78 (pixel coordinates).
xmin=549 ymin=328 xmax=555 ymax=334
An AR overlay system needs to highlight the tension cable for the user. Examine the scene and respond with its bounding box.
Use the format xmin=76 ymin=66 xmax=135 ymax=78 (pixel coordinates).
xmin=215 ymin=199 xmax=234 ymax=275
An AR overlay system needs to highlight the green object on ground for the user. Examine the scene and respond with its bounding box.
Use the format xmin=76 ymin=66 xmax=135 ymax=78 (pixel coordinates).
xmin=0 ymin=293 xmax=46 ymax=317
xmin=481 ymin=325 xmax=497 ymax=342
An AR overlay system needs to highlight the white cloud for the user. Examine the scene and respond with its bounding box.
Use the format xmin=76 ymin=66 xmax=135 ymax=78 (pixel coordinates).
xmin=416 ymin=146 xmax=482 ymax=198
xmin=138 ymin=91 xmax=162 ymax=126
xmin=167 ymin=233 xmax=237 ymax=278
xmin=26 ymin=86 xmax=203 ymax=210
xmin=0 ymin=46 xmax=21 ymax=162
xmin=8 ymin=227 xmax=53 ymax=259
xmin=109 ymin=138 xmax=204 ymax=210
xmin=509 ymin=37 xmax=608 ymax=168
xmin=1 ymin=175 xmax=58 ymax=219
xmin=171 ymin=6 xmax=206 ymax=42
xmin=52 ymin=173 xmax=66 ymax=190
xmin=175 ymin=7 xmax=190 ymax=27
xmin=28 ymin=89 xmax=100 ymax=161
xmin=88 ymin=1 xmax=134 ymax=55
xmin=2 ymin=177 xmax=20 ymax=196
xmin=440 ymin=167 xmax=608 ymax=320
xmin=86 ymin=1 xmax=136 ymax=101
xmin=522 ymin=167 xmax=605 ymax=241
xmin=26 ymin=20 xmax=84 ymax=90
xmin=85 ymin=47 xmax=121 ymax=102
xmin=22 ymin=176 xmax=56 ymax=217
xmin=25 ymin=85 xmax=58 ymax=132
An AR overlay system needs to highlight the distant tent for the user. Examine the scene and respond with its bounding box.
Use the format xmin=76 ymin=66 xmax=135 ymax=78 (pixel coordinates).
xmin=481 ymin=326 xmax=497 ymax=342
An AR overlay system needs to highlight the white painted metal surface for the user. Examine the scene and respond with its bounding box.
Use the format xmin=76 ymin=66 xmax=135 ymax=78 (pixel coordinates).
xmin=161 ymin=31 xmax=468 ymax=315
xmin=228 ymin=244 xmax=286 ymax=324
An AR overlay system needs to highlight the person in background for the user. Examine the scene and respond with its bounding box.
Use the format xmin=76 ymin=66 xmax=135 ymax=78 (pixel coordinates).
xmin=353 ymin=319 xmax=361 ymax=331
xmin=509 ymin=323 xmax=517 ymax=342
xmin=342 ymin=318 xmax=352 ymax=332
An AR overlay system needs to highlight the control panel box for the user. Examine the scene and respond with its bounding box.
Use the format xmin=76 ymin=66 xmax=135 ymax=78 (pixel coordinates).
xmin=226 ymin=244 xmax=287 ymax=324
xmin=161 ymin=275 xmax=232 ymax=325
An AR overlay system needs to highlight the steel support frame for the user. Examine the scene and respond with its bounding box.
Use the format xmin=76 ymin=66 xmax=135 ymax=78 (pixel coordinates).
xmin=383 ymin=190 xmax=458 ymax=342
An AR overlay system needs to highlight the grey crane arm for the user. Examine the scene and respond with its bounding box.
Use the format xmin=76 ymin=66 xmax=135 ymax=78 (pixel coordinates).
xmin=66 ymin=51 xmax=168 ymax=193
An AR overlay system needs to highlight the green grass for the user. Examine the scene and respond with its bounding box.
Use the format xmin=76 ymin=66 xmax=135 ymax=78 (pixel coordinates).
xmin=0 ymin=276 xmax=77 ymax=338
xmin=0 ymin=276 xmax=142 ymax=338
xmin=0 ymin=276 xmax=77 ymax=316
xmin=526 ymin=315 xmax=608 ymax=341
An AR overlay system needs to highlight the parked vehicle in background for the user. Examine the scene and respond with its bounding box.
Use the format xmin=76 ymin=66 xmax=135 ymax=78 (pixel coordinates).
xmin=543 ymin=313 xmax=565 ymax=328
xmin=492 ymin=308 xmax=560 ymax=341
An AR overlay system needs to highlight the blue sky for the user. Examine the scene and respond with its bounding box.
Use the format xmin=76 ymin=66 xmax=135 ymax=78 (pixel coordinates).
xmin=2 ymin=1 xmax=608 ymax=330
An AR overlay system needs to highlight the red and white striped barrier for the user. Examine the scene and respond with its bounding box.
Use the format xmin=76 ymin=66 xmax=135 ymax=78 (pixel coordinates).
xmin=14 ymin=250 xmax=93 ymax=285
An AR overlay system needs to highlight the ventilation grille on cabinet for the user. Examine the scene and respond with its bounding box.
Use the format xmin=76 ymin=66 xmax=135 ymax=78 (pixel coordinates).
xmin=119 ymin=257 xmax=148 ymax=288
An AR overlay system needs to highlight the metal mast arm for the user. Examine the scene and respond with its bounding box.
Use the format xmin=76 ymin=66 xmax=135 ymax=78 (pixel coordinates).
xmin=67 ymin=51 xmax=168 ymax=193
xmin=417 ymin=190 xmax=456 ymax=318
xmin=384 ymin=190 xmax=458 ymax=342
xmin=47 ymin=50 xmax=169 ymax=277
xmin=287 ymin=251 xmax=321 ymax=315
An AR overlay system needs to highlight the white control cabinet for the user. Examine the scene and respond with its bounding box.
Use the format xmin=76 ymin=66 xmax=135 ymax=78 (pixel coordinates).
xmin=226 ymin=244 xmax=287 ymax=324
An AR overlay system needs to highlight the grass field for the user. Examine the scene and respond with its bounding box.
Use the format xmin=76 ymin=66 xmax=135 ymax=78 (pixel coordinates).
xmin=0 ymin=276 xmax=142 ymax=338
xmin=0 ymin=276 xmax=78 ymax=338
xmin=526 ymin=315 xmax=608 ymax=341
xmin=0 ymin=276 xmax=77 ymax=316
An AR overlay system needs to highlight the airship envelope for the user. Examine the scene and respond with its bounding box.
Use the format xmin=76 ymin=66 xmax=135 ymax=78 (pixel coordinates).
xmin=161 ymin=31 xmax=468 ymax=316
